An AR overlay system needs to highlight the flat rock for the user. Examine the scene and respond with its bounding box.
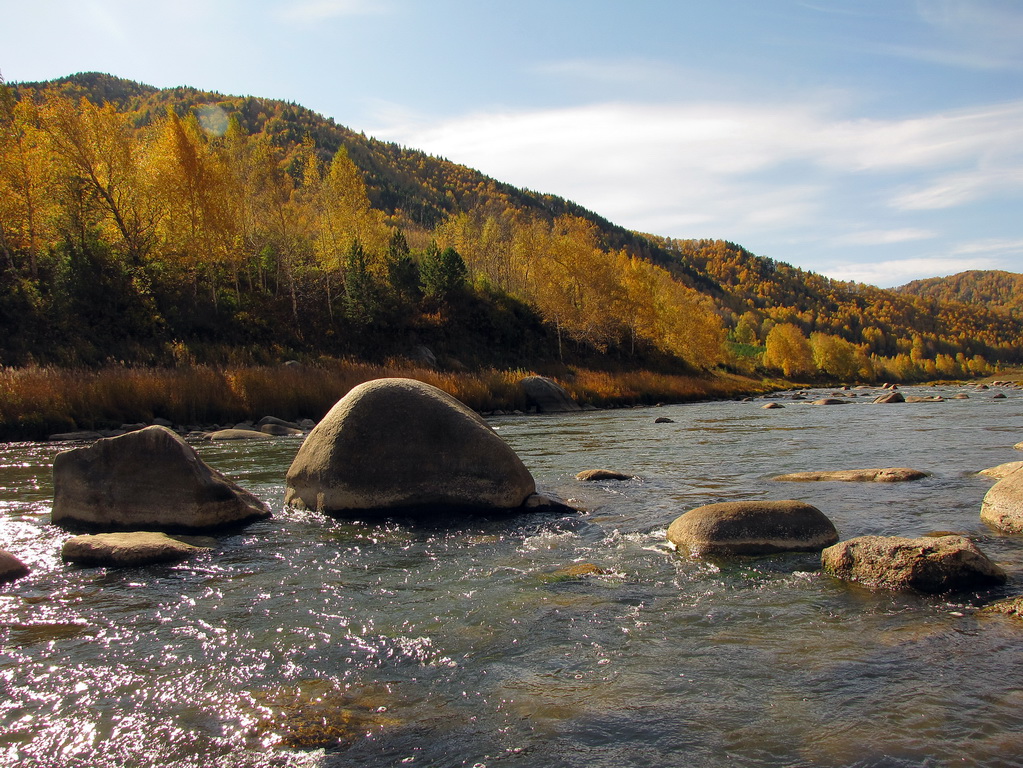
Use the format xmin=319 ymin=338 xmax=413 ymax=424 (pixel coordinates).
xmin=773 ymin=468 xmax=928 ymax=483
xmin=812 ymin=398 xmax=850 ymax=405
xmin=980 ymin=465 xmax=1023 ymax=533
xmin=52 ymin=425 xmax=271 ymax=532
xmin=48 ymin=431 xmax=104 ymax=442
xmin=518 ymin=376 xmax=582 ymax=413
xmin=62 ymin=532 xmax=216 ymax=567
xmin=762 ymin=402 xmax=785 ymax=409
xmin=905 ymin=395 xmax=944 ymax=403
xmin=1015 ymin=442 xmax=1023 ymax=451
xmin=654 ymin=416 xmax=675 ymax=423
xmin=285 ymin=378 xmax=537 ymax=514
xmin=208 ymin=428 xmax=274 ymax=440
xmin=667 ymin=500 xmax=839 ymax=557
xmin=979 ymin=596 xmax=1023 ymax=619
xmin=0 ymin=549 xmax=29 ymax=584
xmin=979 ymin=461 xmax=1023 ymax=480
xmin=821 ymin=535 xmax=1006 ymax=593
xmin=575 ymin=469 xmax=635 ymax=482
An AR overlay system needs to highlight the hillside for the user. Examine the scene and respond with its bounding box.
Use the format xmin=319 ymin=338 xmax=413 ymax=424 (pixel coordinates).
xmin=2 ymin=72 xmax=1021 ymax=382
xmin=896 ymin=270 xmax=1023 ymax=318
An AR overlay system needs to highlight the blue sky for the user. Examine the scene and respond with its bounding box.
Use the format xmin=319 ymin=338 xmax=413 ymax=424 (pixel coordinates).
xmin=2 ymin=0 xmax=1022 ymax=287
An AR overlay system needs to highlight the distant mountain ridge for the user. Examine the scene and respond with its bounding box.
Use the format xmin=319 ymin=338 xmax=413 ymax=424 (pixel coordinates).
xmin=896 ymin=270 xmax=1023 ymax=317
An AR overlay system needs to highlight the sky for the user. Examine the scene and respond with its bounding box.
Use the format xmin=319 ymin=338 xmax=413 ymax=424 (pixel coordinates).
xmin=2 ymin=0 xmax=1022 ymax=288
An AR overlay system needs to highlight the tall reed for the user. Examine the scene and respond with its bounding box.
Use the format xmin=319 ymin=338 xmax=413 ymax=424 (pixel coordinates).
xmin=0 ymin=362 xmax=768 ymax=441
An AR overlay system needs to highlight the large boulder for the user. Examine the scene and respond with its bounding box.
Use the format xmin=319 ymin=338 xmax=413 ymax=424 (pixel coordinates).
xmin=773 ymin=468 xmax=928 ymax=483
xmin=0 ymin=550 xmax=29 ymax=584
xmin=980 ymin=466 xmax=1023 ymax=533
xmin=285 ymin=378 xmax=537 ymax=514
xmin=62 ymin=532 xmax=216 ymax=567
xmin=519 ymin=376 xmax=582 ymax=413
xmin=821 ymin=535 xmax=1006 ymax=592
xmin=667 ymin=500 xmax=839 ymax=557
xmin=52 ymin=426 xmax=270 ymax=532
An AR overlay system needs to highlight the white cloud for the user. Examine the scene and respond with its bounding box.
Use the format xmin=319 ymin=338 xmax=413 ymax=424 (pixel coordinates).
xmin=833 ymin=228 xmax=937 ymax=246
xmin=370 ymin=97 xmax=1023 ymax=239
xmin=827 ymin=256 xmax=1003 ymax=287
xmin=276 ymin=0 xmax=387 ymax=23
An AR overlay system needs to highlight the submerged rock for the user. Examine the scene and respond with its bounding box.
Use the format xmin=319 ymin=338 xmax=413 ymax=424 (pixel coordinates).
xmin=0 ymin=550 xmax=29 ymax=584
xmin=979 ymin=596 xmax=1023 ymax=620
xmin=575 ymin=469 xmax=635 ymax=482
xmin=518 ymin=376 xmax=582 ymax=413
xmin=773 ymin=468 xmax=928 ymax=483
xmin=285 ymin=378 xmax=537 ymax=515
xmin=980 ymin=465 xmax=1023 ymax=533
xmin=812 ymin=398 xmax=850 ymax=405
xmin=667 ymin=500 xmax=839 ymax=557
xmin=52 ymin=425 xmax=270 ymax=532
xmin=762 ymin=402 xmax=785 ymax=409
xmin=822 ymin=535 xmax=1006 ymax=592
xmin=654 ymin=416 xmax=675 ymax=423
xmin=62 ymin=532 xmax=216 ymax=567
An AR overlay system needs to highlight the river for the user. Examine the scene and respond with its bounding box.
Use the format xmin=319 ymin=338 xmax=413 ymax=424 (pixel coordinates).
xmin=1 ymin=384 xmax=1021 ymax=767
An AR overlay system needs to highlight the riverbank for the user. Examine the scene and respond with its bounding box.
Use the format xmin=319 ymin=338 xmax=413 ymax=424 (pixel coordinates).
xmin=0 ymin=362 xmax=778 ymax=441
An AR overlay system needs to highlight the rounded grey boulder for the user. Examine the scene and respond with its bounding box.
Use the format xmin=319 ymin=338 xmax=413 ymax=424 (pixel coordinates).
xmin=519 ymin=376 xmax=581 ymax=413
xmin=52 ymin=426 xmax=270 ymax=532
xmin=980 ymin=465 xmax=1023 ymax=533
xmin=285 ymin=378 xmax=537 ymax=514
xmin=821 ymin=535 xmax=1006 ymax=592
xmin=62 ymin=532 xmax=216 ymax=567
xmin=667 ymin=500 xmax=839 ymax=557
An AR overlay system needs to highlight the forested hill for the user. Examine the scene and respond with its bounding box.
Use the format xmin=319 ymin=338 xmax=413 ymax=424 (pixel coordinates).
xmin=896 ymin=271 xmax=1023 ymax=318
xmin=2 ymin=72 xmax=1021 ymax=382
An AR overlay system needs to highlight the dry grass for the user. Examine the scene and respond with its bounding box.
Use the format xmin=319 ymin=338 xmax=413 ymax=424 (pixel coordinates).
xmin=0 ymin=362 xmax=771 ymax=440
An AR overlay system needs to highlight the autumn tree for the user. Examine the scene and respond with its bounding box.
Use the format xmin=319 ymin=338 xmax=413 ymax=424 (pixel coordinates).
xmin=763 ymin=323 xmax=814 ymax=378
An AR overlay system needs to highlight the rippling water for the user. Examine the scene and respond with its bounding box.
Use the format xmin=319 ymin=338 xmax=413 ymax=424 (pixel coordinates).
xmin=2 ymin=385 xmax=1022 ymax=767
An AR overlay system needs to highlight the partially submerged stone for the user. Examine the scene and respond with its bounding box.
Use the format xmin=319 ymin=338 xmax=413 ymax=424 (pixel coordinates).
xmin=667 ymin=500 xmax=839 ymax=557
xmin=821 ymin=535 xmax=1006 ymax=593
xmin=654 ymin=416 xmax=675 ymax=423
xmin=52 ymin=425 xmax=270 ymax=532
xmin=773 ymin=468 xmax=928 ymax=483
xmin=762 ymin=402 xmax=785 ymax=409
xmin=812 ymin=398 xmax=850 ymax=405
xmin=979 ymin=596 xmax=1023 ymax=620
xmin=0 ymin=549 xmax=29 ymax=584
xmin=872 ymin=392 xmax=905 ymax=404
xmin=980 ymin=465 xmax=1023 ymax=533
xmin=575 ymin=469 xmax=635 ymax=482
xmin=208 ymin=428 xmax=273 ymax=441
xmin=62 ymin=532 xmax=216 ymax=567
xmin=285 ymin=378 xmax=537 ymax=515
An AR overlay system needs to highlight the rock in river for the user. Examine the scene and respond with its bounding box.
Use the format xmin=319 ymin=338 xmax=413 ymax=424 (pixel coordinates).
xmin=667 ymin=500 xmax=839 ymax=557
xmin=575 ymin=469 xmax=635 ymax=482
xmin=980 ymin=465 xmax=1023 ymax=533
xmin=62 ymin=532 xmax=216 ymax=567
xmin=821 ymin=535 xmax=1006 ymax=593
xmin=0 ymin=550 xmax=29 ymax=584
xmin=52 ymin=426 xmax=271 ymax=532
xmin=518 ymin=376 xmax=582 ymax=413
xmin=285 ymin=378 xmax=537 ymax=515
xmin=872 ymin=392 xmax=905 ymax=404
xmin=773 ymin=468 xmax=928 ymax=483
xmin=979 ymin=461 xmax=1023 ymax=480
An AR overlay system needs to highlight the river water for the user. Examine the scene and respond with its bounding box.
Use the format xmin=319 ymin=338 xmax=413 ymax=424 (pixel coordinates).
xmin=1 ymin=384 xmax=1022 ymax=768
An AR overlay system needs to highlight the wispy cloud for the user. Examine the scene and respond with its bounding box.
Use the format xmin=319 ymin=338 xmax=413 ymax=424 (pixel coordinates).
xmin=828 ymin=256 xmax=1003 ymax=287
xmin=833 ymin=228 xmax=937 ymax=246
xmin=371 ymin=96 xmax=1023 ymax=239
xmin=275 ymin=0 xmax=388 ymax=23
